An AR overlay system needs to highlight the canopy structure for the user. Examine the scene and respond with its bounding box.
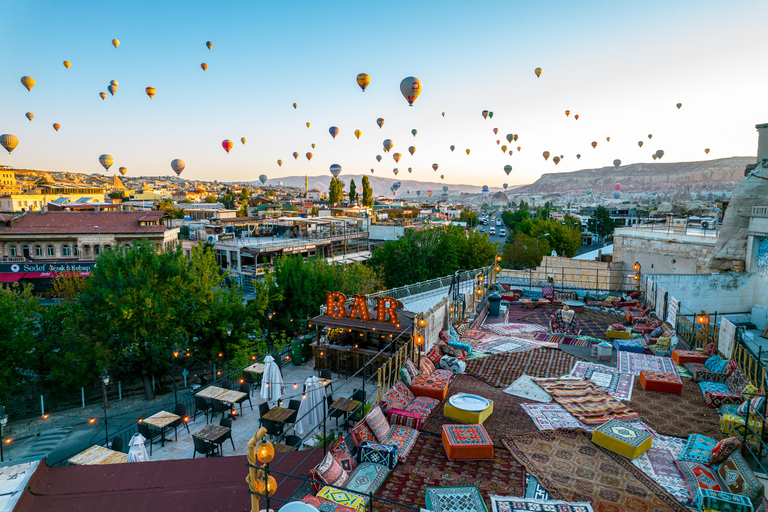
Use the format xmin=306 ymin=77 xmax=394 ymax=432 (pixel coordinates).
xmin=295 ymin=376 xmax=325 ymax=436
xmin=260 ymin=355 xmax=283 ymax=403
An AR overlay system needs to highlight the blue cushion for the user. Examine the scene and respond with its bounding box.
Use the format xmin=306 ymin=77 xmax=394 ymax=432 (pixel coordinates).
xmin=678 ymin=434 xmax=717 ymax=464
xmin=705 ymin=355 xmax=728 ymax=373
xmin=614 ymin=338 xmax=644 ymax=354
xmin=356 ymin=441 xmax=398 ymax=469
xmin=699 ymin=381 xmax=731 ymax=394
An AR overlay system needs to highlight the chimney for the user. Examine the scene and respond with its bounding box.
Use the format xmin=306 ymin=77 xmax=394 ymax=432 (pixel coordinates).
xmin=756 ymin=123 xmax=768 ymax=166
xmin=95 ymin=206 xmax=100 ymax=213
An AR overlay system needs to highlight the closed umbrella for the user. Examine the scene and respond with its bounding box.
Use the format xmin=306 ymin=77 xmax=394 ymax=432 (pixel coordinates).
xmin=127 ymin=433 xmax=149 ymax=462
xmin=260 ymin=355 xmax=283 ymax=404
xmin=295 ymin=376 xmax=324 ymax=436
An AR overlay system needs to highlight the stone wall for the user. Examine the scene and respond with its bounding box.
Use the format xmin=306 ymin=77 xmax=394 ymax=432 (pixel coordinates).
xmin=646 ymin=272 xmax=754 ymax=315
xmin=613 ymin=228 xmax=716 ymax=274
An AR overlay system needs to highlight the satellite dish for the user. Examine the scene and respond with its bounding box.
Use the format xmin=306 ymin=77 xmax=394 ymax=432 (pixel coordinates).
xmin=280 ymin=502 xmax=321 ymax=512
xmin=551 ymin=250 xmax=558 ymax=257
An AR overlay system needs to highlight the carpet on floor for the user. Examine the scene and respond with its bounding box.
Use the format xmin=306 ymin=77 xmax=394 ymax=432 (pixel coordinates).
xmin=569 ymin=362 xmax=635 ymax=401
xmin=630 ymin=434 xmax=691 ymax=505
xmin=521 ymin=403 xmax=657 ymax=436
xmin=482 ymin=323 xmax=547 ymax=336
xmin=465 ymin=347 xmax=586 ymax=388
xmin=422 ymin=374 xmax=540 ymax=445
xmin=519 ymin=308 xmax=622 ymax=340
xmin=474 ymin=337 xmax=540 ymax=355
xmin=625 ymin=375 xmax=724 ymax=440
xmin=502 ymin=429 xmax=690 ymax=512
xmin=617 ymin=352 xmax=678 ymax=377
xmin=490 ymin=496 xmax=594 ymax=512
xmin=533 ymin=378 xmax=640 ymax=425
xmin=374 ymin=433 xmax=526 ymax=512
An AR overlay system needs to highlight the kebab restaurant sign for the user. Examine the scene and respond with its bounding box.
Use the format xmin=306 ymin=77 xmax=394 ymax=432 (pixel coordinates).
xmin=325 ymin=292 xmax=403 ymax=326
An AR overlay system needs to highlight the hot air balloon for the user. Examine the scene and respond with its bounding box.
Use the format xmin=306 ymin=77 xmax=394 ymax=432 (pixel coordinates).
xmin=311 ymin=143 xmax=315 ymax=148
xmin=108 ymin=84 xmax=117 ymax=96
xmin=676 ymin=103 xmax=682 ymax=109
xmin=482 ymin=110 xmax=489 ymax=119
xmin=383 ymin=139 xmax=393 ymax=152
xmin=171 ymin=158 xmax=187 ymax=176
xmin=489 ymin=111 xmax=495 ymax=118
xmin=614 ymin=183 xmax=621 ymax=191
xmin=376 ymin=118 xmax=384 ymax=129
xmin=370 ymin=169 xmax=375 ymax=174
xmin=330 ymin=164 xmax=341 ymax=177
xmin=259 ymin=174 xmax=267 ymax=184
xmin=638 ymin=141 xmax=644 ymax=148
xmin=206 ymin=41 xmax=213 ymax=50
xmin=443 ymin=186 xmax=449 ymax=193
xmin=613 ymin=190 xmax=622 ymax=199
xmin=427 ymin=190 xmax=433 ymax=197
xmin=534 ymin=67 xmax=542 ymax=77
xmin=655 ymin=150 xmax=664 ymax=159
xmin=576 ymin=154 xmax=581 ymax=159
xmin=99 ymin=154 xmax=114 ymax=171
xmin=292 ymin=103 xmax=297 ymax=109
xmin=376 ymin=155 xmax=382 ymax=162
xmin=514 ymin=134 xmax=519 ymax=142
xmin=416 ymin=190 xmax=421 ymax=196
xmin=613 ymin=159 xmax=621 ymax=169
xmin=574 ymin=114 xmax=579 ymax=120
xmin=399 ymin=76 xmax=421 ymax=106
xmin=504 ymin=165 xmax=512 ymax=175
xmin=591 ymin=141 xmax=598 ymax=149
xmin=411 ymin=129 xmax=417 ymax=137
xmin=440 ymin=175 xmax=444 ymax=180
xmin=356 ymin=73 xmax=370 ymax=92
xmin=542 ymin=151 xmax=550 ymax=161
xmin=441 ymin=112 xmax=445 ymax=117
xmin=53 ymin=123 xmax=60 ymax=132
xmin=705 ymin=148 xmax=710 ymax=154
xmin=20 ymin=76 xmax=35 ymax=91
xmin=648 ymin=134 xmax=653 ymax=139
xmin=432 ymin=163 xmax=439 ymax=171
xmin=111 ymin=39 xmax=119 ymax=48
xmin=99 ymin=92 xmax=106 ymax=100
xmin=586 ymin=190 xmax=592 ymax=195
xmin=408 ymin=167 xmax=413 ymax=173
xmin=329 ymin=126 xmax=339 ymax=138
xmin=393 ymin=168 xmax=399 ymax=176
xmin=222 ymin=140 xmax=234 ymax=153
xmin=517 ymin=146 xmax=521 ymax=151
xmin=407 ymin=190 xmax=411 ymax=195
xmin=116 ymin=166 xmax=127 ymax=176
xmin=25 ymin=112 xmax=34 ymax=121
xmin=553 ymin=156 xmax=560 ymax=165
xmin=503 ymin=183 xmax=508 ymax=190
xmin=509 ymin=150 xmax=513 ymax=155
xmin=465 ymin=149 xmax=470 ymax=155
xmin=63 ymin=60 xmax=71 ymax=69
xmin=506 ymin=134 xmax=513 ymax=143
xmin=0 ymin=135 xmax=19 ymax=154
xmin=493 ymin=128 xmax=498 ymax=135
xmin=652 ymin=155 xmax=658 ymax=160
xmin=501 ymin=145 xmax=507 ymax=152
xmin=496 ymin=140 xmax=500 ymax=145
xmin=293 ymin=152 xmax=299 ymax=159
xmin=201 ymin=63 xmax=208 ymax=71
xmin=145 ymin=86 xmax=156 ymax=99
xmin=393 ymin=153 xmax=401 ymax=163
xmin=306 ymin=122 xmax=311 ymax=128
xmin=606 ymin=137 xmax=611 ymax=142
xmin=277 ymin=160 xmax=283 ymax=167
xmin=241 ymin=137 xmax=246 ymax=144
xmin=408 ymin=146 xmax=415 ymax=156
xmin=306 ymin=152 xmax=313 ymax=161
xmin=354 ymin=129 xmax=361 ymax=139
xmin=565 ymin=110 xmax=570 ymax=117
xmin=450 ymin=145 xmax=455 ymax=152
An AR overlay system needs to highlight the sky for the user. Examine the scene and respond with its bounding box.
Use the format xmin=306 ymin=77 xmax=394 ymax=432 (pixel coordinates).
xmin=1 ymin=0 xmax=767 ymax=189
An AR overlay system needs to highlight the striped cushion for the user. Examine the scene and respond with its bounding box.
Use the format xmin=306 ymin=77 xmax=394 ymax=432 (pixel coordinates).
xmin=420 ymin=357 xmax=435 ymax=376
xmin=315 ymin=451 xmax=348 ymax=488
xmin=364 ymin=405 xmax=391 ymax=443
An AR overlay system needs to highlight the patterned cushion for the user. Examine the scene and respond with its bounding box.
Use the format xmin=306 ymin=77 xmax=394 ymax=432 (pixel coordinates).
xmin=431 ymin=369 xmax=454 ymax=380
xmin=387 ymin=407 xmax=423 ymax=430
xmin=446 ymin=339 xmax=473 ymax=354
xmin=718 ymin=451 xmax=765 ymax=503
xmin=404 ymin=395 xmax=440 ymax=422
xmin=385 ymin=424 xmax=419 ymax=462
xmin=649 ymin=325 xmax=664 ymax=338
xmin=409 ymin=374 xmax=450 ymax=401
xmin=743 ymin=384 xmax=759 ymax=396
xmin=332 ymin=438 xmax=357 ymax=472
xmin=738 ymin=397 xmax=766 ymax=417
xmin=697 ymin=488 xmax=754 ymax=512
xmin=705 ymin=356 xmax=728 ymax=373
xmin=316 ymin=451 xmax=348 ymax=488
xmin=756 ymin=497 xmax=768 ymax=512
xmin=364 ymin=405 xmax=391 ymax=443
xmin=699 ymin=381 xmax=744 ymax=408
xmin=350 ymin=419 xmax=376 ymax=447
xmin=400 ymin=365 xmax=415 ymax=386
xmin=427 ymin=348 xmax=442 ymax=365
xmin=380 ymin=383 xmax=411 ymax=412
xmin=725 ymin=359 xmax=738 ymax=376
xmin=704 ymin=341 xmax=717 ymax=356
xmin=356 ymin=441 xmax=398 ymax=469
xmin=679 ymin=434 xmax=718 ymax=464
xmin=394 ymin=381 xmax=415 ymax=403
xmin=404 ymin=359 xmax=419 ymax=379
xmin=439 ymin=356 xmax=467 ymax=373
xmin=441 ymin=344 xmax=468 ymax=359
xmin=420 ymin=357 xmax=435 ymax=377
xmin=726 ymin=366 xmax=752 ymax=393
xmin=700 ymin=381 xmax=732 ymax=394
xmin=709 ymin=436 xmax=743 ymax=465
xmin=676 ymin=460 xmax=724 ymax=499
xmin=687 ymin=362 xmax=733 ymax=384
xmin=316 ymin=486 xmax=366 ymax=512
xmin=720 ymin=406 xmax=762 ymax=452
xmin=345 ymin=462 xmax=390 ymax=496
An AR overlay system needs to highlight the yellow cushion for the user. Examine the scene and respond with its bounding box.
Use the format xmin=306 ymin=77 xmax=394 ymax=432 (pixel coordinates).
xmin=592 ymin=420 xmax=652 ymax=459
xmin=443 ymin=401 xmax=494 ymax=424
xmin=743 ymin=384 xmax=759 ymax=396
xmin=317 ymin=486 xmax=366 ymax=512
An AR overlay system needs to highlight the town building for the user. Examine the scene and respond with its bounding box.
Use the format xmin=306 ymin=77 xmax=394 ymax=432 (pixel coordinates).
xmin=0 ymin=184 xmax=106 ymax=213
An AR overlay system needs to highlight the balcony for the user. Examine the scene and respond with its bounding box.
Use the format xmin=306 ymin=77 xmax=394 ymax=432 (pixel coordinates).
xmin=751 ymin=206 xmax=768 ymax=217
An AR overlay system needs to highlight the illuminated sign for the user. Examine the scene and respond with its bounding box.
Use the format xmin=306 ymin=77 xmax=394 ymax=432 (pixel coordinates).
xmin=324 ymin=291 xmax=403 ymax=326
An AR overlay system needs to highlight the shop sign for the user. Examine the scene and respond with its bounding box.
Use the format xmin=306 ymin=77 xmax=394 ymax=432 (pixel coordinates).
xmin=325 ymin=291 xmax=403 ymax=326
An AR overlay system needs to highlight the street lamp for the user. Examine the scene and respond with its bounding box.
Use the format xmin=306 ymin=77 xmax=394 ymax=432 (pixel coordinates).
xmin=101 ymin=369 xmax=110 ymax=447
xmin=256 ymin=438 xmax=277 ymax=512
xmin=266 ymin=308 xmax=273 ymax=353
xmin=172 ymin=344 xmax=180 ymax=404
xmin=93 ymin=225 xmax=102 ymax=257
xmin=0 ymin=406 xmax=8 ymax=462
xmin=536 ymin=233 xmax=550 ymax=247
xmin=696 ymin=310 xmax=710 ymax=346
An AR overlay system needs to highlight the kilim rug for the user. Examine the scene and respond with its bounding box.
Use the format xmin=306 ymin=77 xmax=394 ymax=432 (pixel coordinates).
xmin=617 ymin=352 xmax=678 ymax=377
xmin=466 ymin=348 xmax=586 ymax=388
xmin=532 ymin=332 xmax=579 ymax=345
xmin=569 ymin=362 xmax=635 ymax=401
xmin=464 ymin=329 xmax=492 ymax=341
xmin=519 ymin=309 xmax=622 ymax=341
xmin=482 ymin=323 xmax=546 ymax=336
xmin=426 ymin=486 xmax=488 ymax=512
xmin=521 ymin=403 xmax=589 ymax=431
xmin=502 ymin=429 xmax=690 ymax=512
xmin=474 ymin=338 xmax=539 ymax=355
xmin=585 ymin=305 xmax=627 ymax=318
xmin=630 ymin=434 xmax=691 ymax=505
xmin=490 ymin=496 xmax=594 ymax=512
xmin=374 ymin=434 xmax=526 ymax=512
xmin=626 ymin=376 xmax=724 ymax=440
xmin=524 ymin=473 xmax=551 ymax=500
xmin=499 ymin=332 xmax=558 ymax=348
xmin=422 ymin=375 xmax=540 ymax=445
xmin=533 ymin=378 xmax=640 ymax=425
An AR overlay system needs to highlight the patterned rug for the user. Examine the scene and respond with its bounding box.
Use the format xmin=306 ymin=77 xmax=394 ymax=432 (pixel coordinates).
xmin=464 ymin=329 xmax=492 ymax=341
xmin=532 ymin=332 xmax=579 ymax=345
xmin=426 ymin=486 xmax=488 ymax=512
xmin=626 ymin=376 xmax=724 ymax=440
xmin=482 ymin=323 xmax=546 ymax=336
xmin=466 ymin=348 xmax=586 ymax=388
xmin=474 ymin=338 xmax=540 ymax=355
xmin=521 ymin=403 xmax=589 ymax=431
xmin=519 ymin=309 xmax=621 ymax=340
xmin=374 ymin=434 xmax=526 ymax=512
xmin=500 ymin=332 xmax=558 ymax=348
xmin=524 ymin=473 xmax=551 ymax=500
xmin=617 ymin=352 xmax=679 ymax=377
xmin=502 ymin=429 xmax=690 ymax=512
xmin=569 ymin=362 xmax=635 ymax=401
xmin=490 ymin=496 xmax=594 ymax=512
xmin=422 ymin=375 xmax=540 ymax=445
xmin=630 ymin=434 xmax=691 ymax=505
xmin=585 ymin=305 xmax=627 ymax=317
xmin=533 ymin=378 xmax=640 ymax=425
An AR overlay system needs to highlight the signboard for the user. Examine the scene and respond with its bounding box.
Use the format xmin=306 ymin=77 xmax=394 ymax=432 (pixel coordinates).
xmin=718 ymin=317 xmax=737 ymax=359
xmin=666 ymin=296 xmax=679 ymax=328
xmin=218 ymin=233 xmax=235 ymax=241
xmin=655 ymin=286 xmax=666 ymax=321
xmin=0 ymin=262 xmax=95 ymax=274
xmin=328 ymin=233 xmax=367 ymax=243
xmin=324 ymin=292 xmax=403 ymax=326
xmin=283 ymin=244 xmax=317 ymax=255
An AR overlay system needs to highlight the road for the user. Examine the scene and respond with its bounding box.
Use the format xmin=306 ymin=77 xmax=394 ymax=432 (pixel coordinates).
xmin=476 ymin=210 xmax=507 ymax=248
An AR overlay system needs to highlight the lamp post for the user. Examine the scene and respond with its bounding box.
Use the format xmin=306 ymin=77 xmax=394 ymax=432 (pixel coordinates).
xmin=696 ymin=310 xmax=710 ymax=347
xmin=0 ymin=406 xmax=8 ymax=462
xmin=101 ymin=369 xmax=110 ymax=447
xmin=93 ymin=225 xmax=101 ymax=257
xmin=494 ymin=254 xmax=502 ymax=284
xmin=172 ymin=344 xmax=180 ymax=404
xmin=256 ymin=438 xmax=276 ymax=512
xmin=266 ymin=308 xmax=273 ymax=353
xmin=632 ymin=261 xmax=641 ymax=292
xmin=415 ymin=316 xmax=428 ymax=366
xmin=536 ymin=233 xmax=550 ymax=247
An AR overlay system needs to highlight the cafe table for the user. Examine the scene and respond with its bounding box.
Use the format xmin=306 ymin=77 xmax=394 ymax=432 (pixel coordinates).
xmin=193 ymin=423 xmax=232 ymax=456
xmin=69 ymin=445 xmax=128 ymax=465
xmin=142 ymin=410 xmax=181 ymax=446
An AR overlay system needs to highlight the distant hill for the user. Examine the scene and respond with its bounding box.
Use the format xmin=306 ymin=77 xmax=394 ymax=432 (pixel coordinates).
xmin=511 ymin=157 xmax=752 ymax=195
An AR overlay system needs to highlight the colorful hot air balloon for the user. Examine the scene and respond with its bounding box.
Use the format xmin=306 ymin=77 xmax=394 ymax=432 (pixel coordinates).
xmin=496 ymin=140 xmax=500 ymax=145
xmin=655 ymin=150 xmax=664 ymax=159
xmin=206 ymin=41 xmax=213 ymax=50
xmin=501 ymin=145 xmax=507 ymax=152
xmin=99 ymin=154 xmax=114 ymax=171
xmin=705 ymin=148 xmax=710 ymax=154
xmin=293 ymin=103 xmax=297 ymax=109
xmin=329 ymin=126 xmax=339 ymax=139
xmin=427 ymin=190 xmax=433 ymax=197
xmin=450 ymin=145 xmax=455 ymax=152
xmin=305 ymin=122 xmax=311 ymax=128
xmin=241 ymin=137 xmax=246 ymax=144
xmin=376 ymin=118 xmax=385 ymax=129
xmin=542 ymin=151 xmax=550 ymax=161
xmin=614 ymin=183 xmax=621 ymax=191
xmin=613 ymin=190 xmax=622 ymax=199
xmin=311 ymin=143 xmax=315 ymax=148
xmin=306 ymin=152 xmax=313 ymax=161
xmin=517 ymin=146 xmax=521 ymax=151
xmin=111 ymin=39 xmax=119 ymax=48
xmin=676 ymin=103 xmax=682 ymax=109
xmin=591 ymin=141 xmax=598 ymax=149
xmin=465 ymin=149 xmax=470 ymax=155
xmin=416 ymin=190 xmax=421 ymax=196
xmin=440 ymin=175 xmax=444 ymax=180
xmin=383 ymin=139 xmax=393 ymax=152
xmin=652 ymin=155 xmax=657 ymax=160
xmin=574 ymin=114 xmax=579 ymax=120
xmin=606 ymin=137 xmax=611 ymax=142
xmin=108 ymin=84 xmax=117 ymax=95
xmin=443 ymin=186 xmax=449 ymax=193
xmin=201 ymin=63 xmax=208 ymax=71
xmin=370 ymin=169 xmax=375 ymax=174
xmin=648 ymin=134 xmax=653 ymax=139
xmin=506 ymin=134 xmax=513 ymax=143
xmin=411 ymin=129 xmax=417 ymax=137
xmin=482 ymin=110 xmax=489 ymax=119
xmin=393 ymin=168 xmax=399 ymax=176
xmin=534 ymin=67 xmax=542 ymax=77
xmin=493 ymin=128 xmax=498 ymax=135
xmin=52 ymin=123 xmax=60 ymax=132
xmin=553 ymin=156 xmax=560 ymax=165
xmin=376 ymin=155 xmax=382 ymax=162
xmin=353 ymin=129 xmax=361 ymax=140
xmin=356 ymin=73 xmax=370 ymax=92
xmin=292 ymin=152 xmax=299 ymax=159
xmin=277 ymin=159 xmax=283 ymax=167
xmin=399 ymin=77 xmax=421 ymax=106
xmin=504 ymin=165 xmax=512 ymax=175
xmin=259 ymin=174 xmax=268 ymax=184
xmin=613 ymin=159 xmax=621 ymax=169
xmin=145 ymin=86 xmax=156 ymax=99
xmin=99 ymin=92 xmax=107 ymax=100
xmin=393 ymin=153 xmax=401 ymax=163
xmin=20 ymin=76 xmax=35 ymax=91
xmin=408 ymin=146 xmax=416 ymax=156
xmin=432 ymin=163 xmax=439 ymax=171
xmin=509 ymin=150 xmax=513 ymax=155
xmin=0 ymin=135 xmax=19 ymax=154
xmin=482 ymin=185 xmax=490 ymax=198
xmin=638 ymin=141 xmax=644 ymax=148
xmin=63 ymin=60 xmax=71 ymax=69
xmin=330 ymin=164 xmax=341 ymax=177
xmin=514 ymin=134 xmax=519 ymax=141
xmin=408 ymin=167 xmax=413 ymax=173
xmin=25 ymin=112 xmax=34 ymax=121
xmin=222 ymin=140 xmax=234 ymax=153
xmin=565 ymin=110 xmax=570 ymax=117
xmin=119 ymin=167 xmax=127 ymax=176
xmin=503 ymin=183 xmax=508 ymax=190
xmin=441 ymin=112 xmax=445 ymax=117
xmin=576 ymin=154 xmax=581 ymax=159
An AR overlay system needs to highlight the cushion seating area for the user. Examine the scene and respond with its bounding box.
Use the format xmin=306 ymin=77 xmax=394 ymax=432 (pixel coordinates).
xmin=699 ymin=381 xmax=744 ymax=408
xmin=640 ymin=370 xmax=683 ymax=394
xmin=350 ymin=414 xmax=419 ymax=463
xmin=673 ymin=349 xmax=711 ymax=365
xmin=591 ymin=419 xmax=653 ymax=459
xmin=720 ymin=404 xmax=763 ymax=450
xmin=441 ymin=423 xmax=494 ymax=461
xmin=409 ymin=373 xmax=451 ymax=401
xmin=380 ymin=381 xmax=440 ymax=428
xmin=614 ymin=337 xmax=645 ymax=354
xmin=309 ymin=439 xmax=391 ymax=501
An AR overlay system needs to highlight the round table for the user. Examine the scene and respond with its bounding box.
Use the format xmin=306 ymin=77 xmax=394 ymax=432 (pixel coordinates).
xmin=562 ymin=300 xmax=586 ymax=313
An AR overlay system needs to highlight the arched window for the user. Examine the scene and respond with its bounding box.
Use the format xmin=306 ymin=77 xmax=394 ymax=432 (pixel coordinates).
xmin=83 ymin=245 xmax=91 ymax=257
xmin=94 ymin=245 xmax=100 ymax=256
xmin=73 ymin=245 xmax=79 ymax=256
xmin=47 ymin=245 xmax=55 ymax=257
xmin=9 ymin=245 xmax=17 ymax=257
xmin=62 ymin=245 xmax=71 ymax=256
xmin=103 ymin=244 xmax=111 ymax=252
xmin=35 ymin=245 xmax=42 ymax=257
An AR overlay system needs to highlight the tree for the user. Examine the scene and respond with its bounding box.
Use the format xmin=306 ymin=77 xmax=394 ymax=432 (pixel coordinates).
xmin=311 ymin=206 xmax=319 ymax=216
xmin=108 ymin=191 xmax=126 ymax=200
xmin=501 ymin=209 xmax=530 ymax=232
xmin=361 ymin=176 xmax=373 ymax=207
xmin=524 ymin=218 xmax=581 ymax=258
xmin=205 ymin=194 xmax=220 ymax=204
xmin=349 ymin=179 xmax=357 ymax=204
xmin=458 ymin=208 xmax=478 ymax=227
xmin=338 ymin=263 xmax=384 ymax=296
xmin=502 ymin=232 xmax=550 ymax=269
xmin=0 ymin=284 xmax=41 ymax=402
xmin=239 ymin=187 xmax=252 ymax=201
xmin=51 ymin=271 xmax=89 ymax=300
xmin=270 ymin=256 xmax=338 ymax=331
xmin=460 ymin=229 xmax=498 ymax=269
xmin=588 ymin=206 xmax=616 ymax=239
xmin=238 ymin=203 xmax=249 ymax=217
xmin=156 ymin=198 xmax=184 ymax=219
xmin=328 ymin=178 xmax=343 ymax=206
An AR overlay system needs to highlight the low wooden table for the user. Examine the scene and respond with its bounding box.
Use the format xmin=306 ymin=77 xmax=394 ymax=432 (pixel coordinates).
xmin=330 ymin=397 xmax=361 ymax=414
xmin=274 ymin=442 xmax=297 ymax=453
xmin=143 ymin=411 xmax=181 ymax=446
xmin=262 ymin=406 xmax=295 ymax=423
xmin=193 ymin=423 xmax=231 ymax=456
xmin=243 ymin=362 xmax=265 ymax=374
xmin=196 ymin=385 xmax=248 ymax=405
xmin=69 ymin=445 xmax=128 ymax=465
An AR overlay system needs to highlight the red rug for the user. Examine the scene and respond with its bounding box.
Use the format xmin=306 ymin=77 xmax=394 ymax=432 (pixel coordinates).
xmin=534 ymin=378 xmax=640 ymax=425
xmin=465 ymin=347 xmax=585 ymax=388
xmin=374 ymin=433 xmax=525 ymax=512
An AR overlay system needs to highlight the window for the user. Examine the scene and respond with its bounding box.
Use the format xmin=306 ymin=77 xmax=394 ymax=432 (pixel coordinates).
xmin=9 ymin=245 xmax=17 ymax=256
xmin=47 ymin=245 xmax=55 ymax=257
xmin=73 ymin=245 xmax=79 ymax=256
xmin=83 ymin=245 xmax=90 ymax=257
xmin=103 ymin=244 xmax=111 ymax=251
xmin=35 ymin=245 xmax=42 ymax=256
xmin=62 ymin=245 xmax=70 ymax=256
xmin=94 ymin=245 xmax=100 ymax=256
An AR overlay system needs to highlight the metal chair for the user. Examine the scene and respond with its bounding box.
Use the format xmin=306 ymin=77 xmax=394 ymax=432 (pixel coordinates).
xmin=192 ymin=436 xmax=217 ymax=458
xmin=193 ymin=396 xmax=212 ymax=424
xmin=234 ymin=382 xmax=254 ymax=415
xmin=169 ymin=403 xmax=190 ymax=440
xmin=347 ymin=389 xmax=367 ymax=427
xmin=210 ymin=399 xmax=227 ymax=420
xmin=327 ymin=395 xmax=346 ymax=429
xmin=216 ymin=417 xmax=235 ymax=452
xmin=263 ymin=419 xmax=284 ymax=439
xmin=284 ymin=435 xmax=302 ymax=449
xmin=285 ymin=399 xmax=301 ymax=428
xmin=138 ymin=423 xmax=161 ymax=456
xmin=110 ymin=436 xmax=124 ymax=453
xmin=320 ymin=369 xmax=334 ymax=394
xmin=242 ymin=372 xmax=256 ymax=396
xmin=221 ymin=379 xmax=233 ymax=390
xmin=258 ymin=402 xmax=270 ymax=429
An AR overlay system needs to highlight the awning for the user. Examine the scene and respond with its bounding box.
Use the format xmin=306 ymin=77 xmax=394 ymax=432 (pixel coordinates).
xmin=0 ymin=273 xmax=23 ymax=283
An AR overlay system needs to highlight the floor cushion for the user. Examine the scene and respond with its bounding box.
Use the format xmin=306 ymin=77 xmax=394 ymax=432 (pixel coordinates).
xmin=639 ymin=370 xmax=683 ymax=394
xmin=679 ymin=434 xmax=718 ymax=464
xmin=441 ymin=424 xmax=494 ymax=461
xmin=380 ymin=382 xmax=411 ymax=413
xmin=709 ymin=436 xmax=743 ymax=465
xmin=345 ymin=462 xmax=390 ymax=496
xmin=686 ymin=362 xmax=732 ymax=384
xmin=696 ymin=488 xmax=754 ymax=512
xmin=331 ymin=438 xmax=357 ymax=472
xmin=432 ymin=369 xmax=455 ymax=380
xmin=673 ymin=349 xmax=710 ymax=365
xmin=439 ymin=356 xmax=466 ymax=374
xmin=720 ymin=405 xmax=762 ymax=451
xmin=356 ymin=441 xmax=398 ymax=469
xmin=350 ymin=419 xmax=376 ymax=447
xmin=316 ymin=451 xmax=348 ymax=488
xmin=364 ymin=405 xmax=391 ymax=443
xmin=302 ymin=494 xmax=357 ymax=512
xmin=317 ymin=486 xmax=366 ymax=512
xmin=387 ymin=407 xmax=423 ymax=430
xmin=718 ymin=451 xmax=764 ymax=503
xmin=409 ymin=374 xmax=450 ymax=401
xmin=699 ymin=381 xmax=744 ymax=408
xmin=403 ymin=395 xmax=440 ymax=422
xmin=591 ymin=419 xmax=652 ymax=459
xmin=385 ymin=424 xmax=419 ymax=462
xmin=614 ymin=337 xmax=645 ymax=354
xmin=676 ymin=460 xmax=724 ymax=499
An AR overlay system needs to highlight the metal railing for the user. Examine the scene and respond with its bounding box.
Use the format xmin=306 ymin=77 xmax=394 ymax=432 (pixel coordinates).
xmin=752 ymin=206 xmax=768 ymax=217
xmin=369 ymin=265 xmax=493 ymax=300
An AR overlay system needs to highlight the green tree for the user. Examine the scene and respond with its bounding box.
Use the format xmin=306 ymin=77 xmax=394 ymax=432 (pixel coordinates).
xmin=459 ymin=229 xmax=498 ymax=269
xmin=270 ymin=256 xmax=338 ymax=331
xmin=502 ymin=232 xmax=549 ymax=269
xmin=587 ymin=206 xmax=616 ymax=239
xmin=329 ymin=178 xmax=343 ymax=206
xmin=524 ymin=218 xmax=581 ymax=258
xmin=311 ymin=206 xmax=319 ymax=216
xmin=0 ymin=284 xmax=41 ymax=403
xmin=501 ymin=209 xmax=530 ymax=233
xmin=238 ymin=202 xmax=249 ymax=217
xmin=338 ymin=263 xmax=384 ymax=296
xmin=108 ymin=191 xmax=126 ymax=200
xmin=205 ymin=194 xmax=220 ymax=204
xmin=239 ymin=187 xmax=252 ymax=201
xmin=458 ymin=208 xmax=478 ymax=227
xmin=361 ymin=176 xmax=373 ymax=207
xmin=221 ymin=191 xmax=236 ymax=209
xmin=156 ymin=198 xmax=184 ymax=219
xmin=349 ymin=179 xmax=357 ymax=204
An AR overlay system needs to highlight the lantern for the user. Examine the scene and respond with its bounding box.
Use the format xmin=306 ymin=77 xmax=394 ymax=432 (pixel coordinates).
xmin=632 ymin=262 xmax=640 ymax=271
xmin=496 ymin=255 xmax=502 ymax=262
xmin=414 ymin=335 xmax=424 ymax=345
xmin=476 ymin=288 xmax=483 ymax=296
xmin=255 ymin=473 xmax=277 ymax=496
xmin=478 ymin=276 xmax=485 ymax=283
xmin=417 ymin=318 xmax=428 ymax=328
xmin=257 ymin=438 xmax=275 ymax=463
xmin=495 ymin=266 xmax=501 ymax=272
xmin=696 ymin=312 xmax=709 ymax=325
xmin=632 ymin=273 xmax=639 ymax=281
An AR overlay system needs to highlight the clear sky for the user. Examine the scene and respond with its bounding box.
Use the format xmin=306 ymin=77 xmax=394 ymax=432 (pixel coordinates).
xmin=1 ymin=0 xmax=767 ymax=189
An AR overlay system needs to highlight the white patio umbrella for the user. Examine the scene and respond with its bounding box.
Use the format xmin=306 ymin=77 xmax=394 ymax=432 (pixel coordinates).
xmin=260 ymin=355 xmax=283 ymax=404
xmin=127 ymin=433 xmax=149 ymax=462
xmin=295 ymin=376 xmax=325 ymax=436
